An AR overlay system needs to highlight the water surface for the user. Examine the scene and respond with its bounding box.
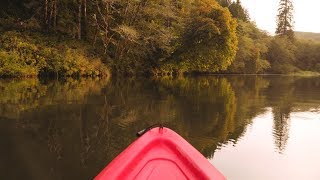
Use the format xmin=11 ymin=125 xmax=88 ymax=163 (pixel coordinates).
xmin=0 ymin=76 xmax=319 ymax=179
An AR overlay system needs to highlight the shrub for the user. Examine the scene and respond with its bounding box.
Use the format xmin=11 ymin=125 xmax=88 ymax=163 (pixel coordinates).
xmin=0 ymin=31 xmax=109 ymax=77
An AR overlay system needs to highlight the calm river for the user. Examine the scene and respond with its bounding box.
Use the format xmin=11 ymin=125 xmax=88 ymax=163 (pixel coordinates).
xmin=0 ymin=75 xmax=319 ymax=179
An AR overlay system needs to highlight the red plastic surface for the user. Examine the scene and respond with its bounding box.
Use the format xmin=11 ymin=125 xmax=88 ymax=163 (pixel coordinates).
xmin=95 ymin=127 xmax=226 ymax=180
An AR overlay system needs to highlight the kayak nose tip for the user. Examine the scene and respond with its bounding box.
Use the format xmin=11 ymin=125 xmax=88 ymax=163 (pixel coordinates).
xmin=159 ymin=126 xmax=164 ymax=134
xmin=136 ymin=124 xmax=165 ymax=137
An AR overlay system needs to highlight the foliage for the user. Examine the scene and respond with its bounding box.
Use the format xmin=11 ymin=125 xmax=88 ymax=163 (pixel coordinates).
xmin=228 ymin=20 xmax=271 ymax=73
xmin=177 ymin=0 xmax=238 ymax=73
xmin=265 ymin=36 xmax=320 ymax=74
xmin=225 ymin=0 xmax=319 ymax=75
xmin=228 ymin=0 xmax=249 ymax=22
xmin=106 ymin=0 xmax=185 ymax=75
xmin=217 ymin=0 xmax=231 ymax=7
xmin=294 ymin=40 xmax=320 ymax=72
xmin=267 ymin=36 xmax=298 ymax=73
xmin=0 ymin=31 xmax=109 ymax=77
xmin=0 ymin=0 xmax=239 ymax=76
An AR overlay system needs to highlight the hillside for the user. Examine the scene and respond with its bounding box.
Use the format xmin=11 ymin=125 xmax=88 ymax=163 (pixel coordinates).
xmin=295 ymin=31 xmax=320 ymax=42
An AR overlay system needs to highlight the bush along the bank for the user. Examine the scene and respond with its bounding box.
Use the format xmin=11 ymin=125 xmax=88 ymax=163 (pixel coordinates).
xmin=0 ymin=31 xmax=109 ymax=77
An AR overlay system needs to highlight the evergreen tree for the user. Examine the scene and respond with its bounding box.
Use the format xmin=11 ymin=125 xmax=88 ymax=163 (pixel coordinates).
xmin=228 ymin=0 xmax=249 ymax=22
xmin=275 ymin=0 xmax=295 ymax=40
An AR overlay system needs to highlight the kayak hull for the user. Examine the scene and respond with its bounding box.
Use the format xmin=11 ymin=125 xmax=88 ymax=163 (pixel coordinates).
xmin=95 ymin=127 xmax=225 ymax=180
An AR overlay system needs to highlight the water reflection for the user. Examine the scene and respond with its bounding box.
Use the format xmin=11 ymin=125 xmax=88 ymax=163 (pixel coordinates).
xmin=272 ymin=107 xmax=291 ymax=153
xmin=0 ymin=76 xmax=319 ymax=179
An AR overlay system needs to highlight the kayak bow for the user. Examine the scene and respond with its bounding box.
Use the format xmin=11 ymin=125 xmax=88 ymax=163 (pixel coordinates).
xmin=95 ymin=127 xmax=225 ymax=180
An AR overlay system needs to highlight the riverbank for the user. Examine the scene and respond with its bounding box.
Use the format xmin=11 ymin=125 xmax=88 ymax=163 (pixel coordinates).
xmin=183 ymin=72 xmax=320 ymax=77
xmin=1 ymin=30 xmax=320 ymax=78
xmin=289 ymin=71 xmax=320 ymax=77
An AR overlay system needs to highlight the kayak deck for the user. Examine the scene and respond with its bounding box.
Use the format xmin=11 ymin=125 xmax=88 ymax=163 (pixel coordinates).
xmin=95 ymin=127 xmax=225 ymax=180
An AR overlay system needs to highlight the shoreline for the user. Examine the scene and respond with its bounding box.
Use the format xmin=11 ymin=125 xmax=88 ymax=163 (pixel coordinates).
xmin=1 ymin=72 xmax=319 ymax=80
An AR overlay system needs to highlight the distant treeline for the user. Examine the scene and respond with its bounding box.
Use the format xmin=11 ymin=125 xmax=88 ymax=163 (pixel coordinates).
xmin=295 ymin=31 xmax=320 ymax=42
xmin=0 ymin=0 xmax=319 ymax=77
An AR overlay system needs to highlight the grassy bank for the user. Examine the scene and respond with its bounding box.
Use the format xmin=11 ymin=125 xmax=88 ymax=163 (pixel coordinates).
xmin=0 ymin=31 xmax=109 ymax=78
xmin=289 ymin=71 xmax=320 ymax=77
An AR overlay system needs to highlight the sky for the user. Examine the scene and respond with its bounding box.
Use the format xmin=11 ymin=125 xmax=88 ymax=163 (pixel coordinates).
xmin=240 ymin=0 xmax=320 ymax=34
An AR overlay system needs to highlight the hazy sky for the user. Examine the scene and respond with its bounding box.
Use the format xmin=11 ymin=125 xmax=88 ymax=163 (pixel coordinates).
xmin=241 ymin=0 xmax=320 ymax=34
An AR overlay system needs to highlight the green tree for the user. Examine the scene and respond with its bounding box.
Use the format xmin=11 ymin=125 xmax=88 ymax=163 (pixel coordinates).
xmin=177 ymin=0 xmax=238 ymax=73
xmin=295 ymin=40 xmax=320 ymax=72
xmin=267 ymin=37 xmax=297 ymax=73
xmin=276 ymin=0 xmax=295 ymax=40
xmin=228 ymin=0 xmax=249 ymax=22
xmin=227 ymin=21 xmax=270 ymax=73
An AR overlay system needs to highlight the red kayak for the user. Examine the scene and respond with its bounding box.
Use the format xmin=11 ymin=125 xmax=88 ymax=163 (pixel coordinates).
xmin=95 ymin=127 xmax=225 ymax=180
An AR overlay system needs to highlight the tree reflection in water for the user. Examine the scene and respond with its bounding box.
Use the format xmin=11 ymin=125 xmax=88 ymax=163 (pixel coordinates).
xmin=0 ymin=75 xmax=319 ymax=179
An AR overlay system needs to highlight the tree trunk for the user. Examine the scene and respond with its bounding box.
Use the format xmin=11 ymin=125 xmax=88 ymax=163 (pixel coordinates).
xmin=44 ymin=0 xmax=48 ymax=25
xmin=78 ymin=0 xmax=82 ymax=40
xmin=93 ymin=26 xmax=98 ymax=45
xmin=53 ymin=0 xmax=57 ymax=30
xmin=82 ymin=0 xmax=87 ymax=38
xmin=83 ymin=0 xmax=87 ymax=20
xmin=48 ymin=0 xmax=54 ymax=30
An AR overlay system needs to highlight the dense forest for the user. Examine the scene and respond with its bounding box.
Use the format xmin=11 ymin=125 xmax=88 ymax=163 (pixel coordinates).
xmin=0 ymin=0 xmax=320 ymax=77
